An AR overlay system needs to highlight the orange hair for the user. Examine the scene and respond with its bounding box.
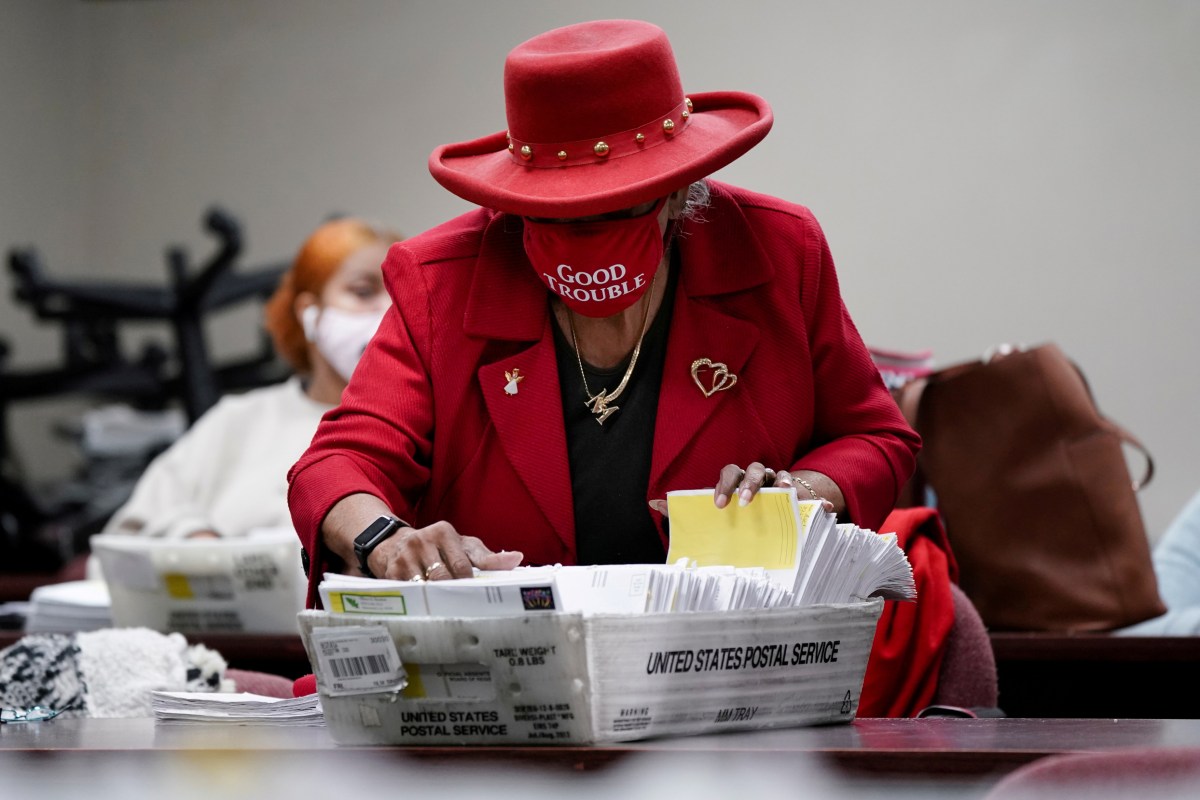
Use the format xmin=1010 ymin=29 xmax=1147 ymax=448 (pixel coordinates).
xmin=263 ymin=218 xmax=403 ymax=373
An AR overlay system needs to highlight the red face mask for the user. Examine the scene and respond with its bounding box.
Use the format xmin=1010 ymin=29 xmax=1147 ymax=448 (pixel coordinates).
xmin=523 ymin=197 xmax=668 ymax=318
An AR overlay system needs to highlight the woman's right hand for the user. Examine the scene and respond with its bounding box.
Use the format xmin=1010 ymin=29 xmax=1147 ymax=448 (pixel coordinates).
xmin=324 ymin=493 xmax=523 ymax=581
xmin=367 ymin=520 xmax=523 ymax=581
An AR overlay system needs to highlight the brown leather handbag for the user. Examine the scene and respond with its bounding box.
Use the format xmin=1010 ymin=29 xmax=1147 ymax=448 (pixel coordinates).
xmin=896 ymin=343 xmax=1165 ymax=632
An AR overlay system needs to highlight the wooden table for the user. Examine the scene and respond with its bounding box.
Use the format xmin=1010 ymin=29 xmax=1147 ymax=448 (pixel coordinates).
xmin=2 ymin=717 xmax=1199 ymax=778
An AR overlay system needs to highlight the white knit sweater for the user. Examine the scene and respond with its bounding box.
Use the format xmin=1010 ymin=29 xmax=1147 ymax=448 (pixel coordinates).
xmin=99 ymin=378 xmax=331 ymax=539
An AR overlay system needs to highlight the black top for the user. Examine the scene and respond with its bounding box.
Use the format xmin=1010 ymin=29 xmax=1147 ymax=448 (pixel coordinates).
xmin=552 ymin=260 xmax=679 ymax=565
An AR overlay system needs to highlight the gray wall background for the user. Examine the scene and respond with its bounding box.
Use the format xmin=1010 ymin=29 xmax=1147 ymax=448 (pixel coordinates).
xmin=2 ymin=0 xmax=1197 ymax=542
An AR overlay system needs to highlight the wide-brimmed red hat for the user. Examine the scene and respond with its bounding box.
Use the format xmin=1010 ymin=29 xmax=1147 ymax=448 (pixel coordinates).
xmin=429 ymin=19 xmax=773 ymax=218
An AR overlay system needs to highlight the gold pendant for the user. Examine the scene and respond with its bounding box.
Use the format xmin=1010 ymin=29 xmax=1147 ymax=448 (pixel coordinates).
xmin=586 ymin=393 xmax=618 ymax=425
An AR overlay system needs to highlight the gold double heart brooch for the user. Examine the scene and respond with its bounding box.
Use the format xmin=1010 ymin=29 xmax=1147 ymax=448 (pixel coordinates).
xmin=690 ymin=358 xmax=738 ymax=398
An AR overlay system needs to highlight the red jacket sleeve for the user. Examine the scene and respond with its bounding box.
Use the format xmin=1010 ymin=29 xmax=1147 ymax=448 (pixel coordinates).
xmin=287 ymin=243 xmax=436 ymax=605
xmin=789 ymin=214 xmax=921 ymax=530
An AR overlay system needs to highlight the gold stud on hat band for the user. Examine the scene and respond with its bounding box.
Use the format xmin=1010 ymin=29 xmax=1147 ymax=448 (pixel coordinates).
xmin=508 ymin=97 xmax=693 ymax=168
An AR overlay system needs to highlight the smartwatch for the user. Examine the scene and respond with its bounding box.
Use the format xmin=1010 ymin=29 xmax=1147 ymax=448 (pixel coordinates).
xmin=353 ymin=514 xmax=407 ymax=578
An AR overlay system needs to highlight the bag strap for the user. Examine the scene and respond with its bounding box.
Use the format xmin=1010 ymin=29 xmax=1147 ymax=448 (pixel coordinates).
xmin=897 ymin=352 xmax=1155 ymax=493
xmin=1112 ymin=422 xmax=1155 ymax=491
xmin=1064 ymin=352 xmax=1155 ymax=492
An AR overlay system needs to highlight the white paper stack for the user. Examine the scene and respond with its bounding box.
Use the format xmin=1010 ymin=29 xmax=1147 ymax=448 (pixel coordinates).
xmin=321 ymin=564 xmax=655 ymax=618
xmin=551 ymin=564 xmax=654 ymax=615
xmin=792 ymin=524 xmax=916 ymax=605
xmin=665 ymin=487 xmax=917 ymax=607
xmin=649 ymin=564 xmax=793 ymax=612
xmin=150 ymin=691 xmax=323 ymax=726
xmin=317 ymin=501 xmax=916 ymax=621
xmin=24 ymin=580 xmax=112 ymax=633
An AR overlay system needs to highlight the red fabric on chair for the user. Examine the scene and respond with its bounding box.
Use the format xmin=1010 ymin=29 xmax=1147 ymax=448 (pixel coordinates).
xmin=858 ymin=506 xmax=959 ymax=718
xmin=293 ymin=673 xmax=317 ymax=697
xmin=932 ymin=582 xmax=998 ymax=709
xmin=984 ymin=748 xmax=1200 ymax=799
xmin=225 ymin=668 xmax=295 ymax=699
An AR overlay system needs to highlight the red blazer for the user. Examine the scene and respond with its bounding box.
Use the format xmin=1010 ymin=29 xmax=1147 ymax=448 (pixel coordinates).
xmin=289 ymin=181 xmax=920 ymax=606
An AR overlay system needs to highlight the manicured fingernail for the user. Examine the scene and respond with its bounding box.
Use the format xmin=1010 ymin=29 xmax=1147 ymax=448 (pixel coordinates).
xmin=715 ymin=493 xmax=728 ymax=508
xmin=739 ymin=489 xmax=752 ymax=506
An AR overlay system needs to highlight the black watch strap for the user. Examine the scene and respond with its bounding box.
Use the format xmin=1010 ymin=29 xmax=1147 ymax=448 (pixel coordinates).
xmin=353 ymin=514 xmax=407 ymax=578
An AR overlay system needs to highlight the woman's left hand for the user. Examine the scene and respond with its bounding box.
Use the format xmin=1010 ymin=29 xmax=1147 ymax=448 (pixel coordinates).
xmin=713 ymin=461 xmax=777 ymax=509
xmin=773 ymin=469 xmax=837 ymax=514
xmin=647 ymin=463 xmax=838 ymax=517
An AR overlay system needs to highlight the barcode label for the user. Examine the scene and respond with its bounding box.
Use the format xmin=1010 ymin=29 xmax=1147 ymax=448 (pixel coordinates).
xmin=329 ymin=653 xmax=391 ymax=679
xmin=310 ymin=625 xmax=407 ymax=696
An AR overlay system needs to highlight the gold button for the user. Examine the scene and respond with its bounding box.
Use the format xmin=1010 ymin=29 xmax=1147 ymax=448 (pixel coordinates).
xmin=520 ymin=145 xmax=532 ymax=160
xmin=662 ymin=119 xmax=675 ymax=134
xmin=593 ymin=141 xmax=610 ymax=157
xmin=507 ymin=142 xmax=514 ymax=152
xmin=681 ymin=110 xmax=689 ymax=120
xmin=556 ymin=150 xmax=567 ymax=161
xmin=635 ymin=133 xmax=645 ymax=144
xmin=685 ymin=97 xmax=693 ymax=112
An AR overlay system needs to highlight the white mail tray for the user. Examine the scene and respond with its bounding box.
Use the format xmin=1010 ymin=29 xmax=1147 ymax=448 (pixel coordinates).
xmin=92 ymin=532 xmax=306 ymax=634
xmin=298 ymin=598 xmax=883 ymax=745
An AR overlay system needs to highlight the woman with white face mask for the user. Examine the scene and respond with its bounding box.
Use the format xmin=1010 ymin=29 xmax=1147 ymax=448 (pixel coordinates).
xmin=97 ymin=218 xmax=401 ymax=541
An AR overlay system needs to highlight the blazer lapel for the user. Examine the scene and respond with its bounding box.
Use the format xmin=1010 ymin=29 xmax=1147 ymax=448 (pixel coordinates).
xmin=651 ymin=292 xmax=760 ymax=492
xmin=650 ymin=186 xmax=774 ymax=492
xmin=469 ymin=214 xmax=575 ymax=552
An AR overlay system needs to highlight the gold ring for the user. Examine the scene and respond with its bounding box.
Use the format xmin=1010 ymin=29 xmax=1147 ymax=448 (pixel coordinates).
xmin=424 ymin=561 xmax=444 ymax=579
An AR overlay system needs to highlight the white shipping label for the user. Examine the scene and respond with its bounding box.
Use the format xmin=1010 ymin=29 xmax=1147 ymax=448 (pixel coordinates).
xmin=403 ymin=663 xmax=496 ymax=700
xmin=311 ymin=625 xmax=408 ymax=696
xmin=231 ymin=552 xmax=281 ymax=592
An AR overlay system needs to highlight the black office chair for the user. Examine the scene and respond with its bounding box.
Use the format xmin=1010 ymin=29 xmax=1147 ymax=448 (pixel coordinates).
xmin=7 ymin=207 xmax=287 ymax=422
xmin=1 ymin=207 xmax=290 ymax=563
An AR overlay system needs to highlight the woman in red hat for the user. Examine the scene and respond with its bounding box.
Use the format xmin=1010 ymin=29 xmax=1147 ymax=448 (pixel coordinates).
xmin=288 ymin=20 xmax=920 ymax=598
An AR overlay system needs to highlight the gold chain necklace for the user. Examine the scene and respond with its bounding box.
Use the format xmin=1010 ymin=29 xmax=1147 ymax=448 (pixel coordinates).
xmin=567 ymin=270 xmax=659 ymax=426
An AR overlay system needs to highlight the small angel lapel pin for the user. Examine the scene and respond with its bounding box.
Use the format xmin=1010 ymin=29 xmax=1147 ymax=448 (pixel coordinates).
xmin=504 ymin=368 xmax=525 ymax=396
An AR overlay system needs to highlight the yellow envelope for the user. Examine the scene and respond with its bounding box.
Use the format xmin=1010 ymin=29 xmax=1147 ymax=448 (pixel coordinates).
xmin=665 ymin=488 xmax=802 ymax=571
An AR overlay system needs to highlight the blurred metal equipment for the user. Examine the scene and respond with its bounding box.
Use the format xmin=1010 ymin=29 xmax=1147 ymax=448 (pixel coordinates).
xmin=1 ymin=207 xmax=290 ymax=569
